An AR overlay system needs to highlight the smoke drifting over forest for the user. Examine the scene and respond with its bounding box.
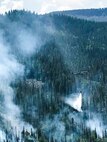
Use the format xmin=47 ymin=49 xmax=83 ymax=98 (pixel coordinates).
xmin=0 ymin=33 xmax=23 ymax=140
xmin=0 ymin=9 xmax=107 ymax=142
xmin=0 ymin=31 xmax=35 ymax=141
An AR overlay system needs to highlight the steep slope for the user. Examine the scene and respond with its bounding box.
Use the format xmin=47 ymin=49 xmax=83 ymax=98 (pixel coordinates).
xmin=0 ymin=10 xmax=107 ymax=141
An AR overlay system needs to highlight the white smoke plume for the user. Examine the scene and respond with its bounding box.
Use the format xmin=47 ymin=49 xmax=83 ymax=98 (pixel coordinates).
xmin=64 ymin=91 xmax=105 ymax=138
xmin=0 ymin=130 xmax=6 ymax=142
xmin=0 ymin=33 xmax=33 ymax=140
xmin=17 ymin=29 xmax=40 ymax=56
xmin=86 ymin=114 xmax=104 ymax=138
xmin=64 ymin=92 xmax=82 ymax=112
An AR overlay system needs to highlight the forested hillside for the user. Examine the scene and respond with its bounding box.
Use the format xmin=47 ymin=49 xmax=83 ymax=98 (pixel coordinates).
xmin=52 ymin=8 xmax=107 ymax=21
xmin=0 ymin=10 xmax=107 ymax=141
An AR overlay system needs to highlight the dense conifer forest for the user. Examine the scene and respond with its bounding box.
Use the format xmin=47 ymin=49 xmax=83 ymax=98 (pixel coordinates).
xmin=0 ymin=9 xmax=107 ymax=141
xmin=52 ymin=8 xmax=107 ymax=21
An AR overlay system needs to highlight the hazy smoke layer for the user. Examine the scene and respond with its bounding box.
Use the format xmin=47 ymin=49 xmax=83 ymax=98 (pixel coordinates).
xmin=0 ymin=11 xmax=106 ymax=141
xmin=64 ymin=91 xmax=105 ymax=138
xmin=86 ymin=114 xmax=104 ymax=138
xmin=17 ymin=30 xmax=39 ymax=56
xmin=0 ymin=33 xmax=32 ymax=141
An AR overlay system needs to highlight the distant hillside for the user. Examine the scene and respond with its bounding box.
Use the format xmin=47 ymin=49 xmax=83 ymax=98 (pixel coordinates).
xmin=51 ymin=8 xmax=107 ymax=21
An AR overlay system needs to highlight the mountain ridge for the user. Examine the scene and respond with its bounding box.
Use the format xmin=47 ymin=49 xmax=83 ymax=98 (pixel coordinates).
xmin=50 ymin=8 xmax=107 ymax=21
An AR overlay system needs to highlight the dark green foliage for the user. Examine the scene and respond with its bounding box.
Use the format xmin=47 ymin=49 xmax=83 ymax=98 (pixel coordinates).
xmin=1 ymin=9 xmax=107 ymax=142
xmin=52 ymin=8 xmax=107 ymax=17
